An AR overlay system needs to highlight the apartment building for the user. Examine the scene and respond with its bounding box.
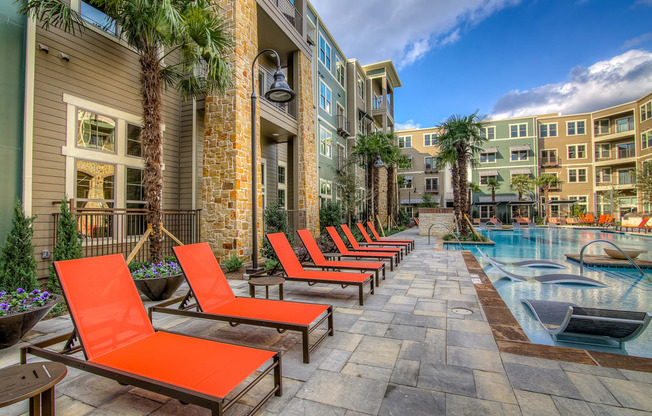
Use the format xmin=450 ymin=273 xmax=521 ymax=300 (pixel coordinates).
xmin=396 ymin=127 xmax=450 ymax=217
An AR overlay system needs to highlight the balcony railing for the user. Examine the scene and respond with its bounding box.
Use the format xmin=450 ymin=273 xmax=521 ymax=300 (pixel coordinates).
xmin=337 ymin=115 xmax=351 ymax=137
xmin=541 ymin=155 xmax=559 ymax=167
xmin=259 ymin=65 xmax=297 ymax=118
xmin=53 ymin=207 xmax=201 ymax=263
xmin=271 ymin=0 xmax=303 ymax=35
xmin=617 ymin=147 xmax=636 ymax=159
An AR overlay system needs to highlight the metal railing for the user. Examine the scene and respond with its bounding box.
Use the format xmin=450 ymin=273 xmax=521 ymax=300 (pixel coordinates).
xmin=617 ymin=147 xmax=636 ymax=159
xmin=541 ymin=155 xmax=558 ymax=166
xmin=259 ymin=65 xmax=297 ymax=118
xmin=53 ymin=207 xmax=201 ymax=263
xmin=578 ymin=239 xmax=650 ymax=281
xmin=428 ymin=222 xmax=463 ymax=250
xmin=271 ymin=0 xmax=303 ymax=35
xmin=337 ymin=115 xmax=351 ymax=137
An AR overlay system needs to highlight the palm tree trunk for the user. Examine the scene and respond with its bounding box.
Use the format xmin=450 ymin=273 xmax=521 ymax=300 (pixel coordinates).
xmin=451 ymin=162 xmax=461 ymax=233
xmin=140 ymin=45 xmax=164 ymax=262
xmin=491 ymin=187 xmax=496 ymax=218
xmin=373 ymin=165 xmax=380 ymax=224
xmin=366 ymin=160 xmax=373 ymax=220
xmin=458 ymin=154 xmax=469 ymax=236
xmin=387 ymin=166 xmax=395 ymax=225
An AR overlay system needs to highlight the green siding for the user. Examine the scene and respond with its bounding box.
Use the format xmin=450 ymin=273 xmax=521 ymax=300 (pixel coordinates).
xmin=0 ymin=1 xmax=26 ymax=245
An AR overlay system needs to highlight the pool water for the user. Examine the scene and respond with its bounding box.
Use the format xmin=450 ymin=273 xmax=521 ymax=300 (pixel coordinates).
xmin=450 ymin=228 xmax=652 ymax=359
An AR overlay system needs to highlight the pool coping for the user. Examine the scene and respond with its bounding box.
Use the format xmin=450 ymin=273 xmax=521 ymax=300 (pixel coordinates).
xmin=462 ymin=250 xmax=652 ymax=373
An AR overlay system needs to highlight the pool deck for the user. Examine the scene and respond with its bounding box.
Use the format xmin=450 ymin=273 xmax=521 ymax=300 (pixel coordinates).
xmin=1 ymin=228 xmax=652 ymax=415
xmin=565 ymin=254 xmax=652 ymax=269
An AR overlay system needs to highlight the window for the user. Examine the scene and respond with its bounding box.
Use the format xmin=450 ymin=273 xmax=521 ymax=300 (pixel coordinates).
xmin=319 ymin=179 xmax=332 ymax=207
xmin=319 ymin=128 xmax=332 ymax=158
xmin=642 ymin=101 xmax=652 ymax=122
xmin=481 ymin=126 xmax=496 ymax=140
xmin=336 ymin=143 xmax=346 ymax=171
xmin=596 ymin=168 xmax=611 ymax=183
xmin=278 ymin=162 xmax=287 ymax=208
xmin=126 ymin=123 xmax=143 ymax=157
xmin=617 ymin=142 xmax=635 ymax=159
xmin=125 ymin=168 xmax=145 ymax=209
xmin=618 ymin=169 xmax=636 ymax=185
xmin=594 ymin=119 xmax=609 ymax=135
xmin=76 ymin=160 xmax=115 ymax=208
xmin=539 ymin=123 xmax=557 ymax=138
xmin=398 ymin=136 xmax=412 ymax=148
xmin=319 ymin=35 xmax=331 ymax=70
xmin=568 ymin=195 xmax=588 ymax=212
xmin=567 ymin=144 xmax=586 ymax=159
xmin=480 ymin=152 xmax=496 ymax=163
xmin=424 ymin=133 xmax=437 ymax=146
xmin=425 ymin=177 xmax=438 ymax=192
xmin=81 ymin=1 xmax=117 ymax=35
xmin=568 ymin=168 xmax=587 ymax=183
xmin=319 ymin=81 xmax=332 ymax=114
xmin=480 ymin=175 xmax=497 ymax=185
xmin=77 ymin=110 xmax=116 ymax=153
xmin=616 ymin=116 xmax=634 ymax=133
xmin=424 ymin=157 xmax=435 ymax=171
xmin=541 ymin=149 xmax=557 ymax=165
xmin=335 ymin=56 xmax=344 ymax=86
xmin=357 ymin=74 xmax=365 ymax=99
xmin=400 ymin=177 xmax=412 ymax=188
xmin=277 ymin=164 xmax=286 ymax=186
xmin=595 ymin=144 xmax=610 ymax=159
xmin=643 ymin=130 xmax=652 ymax=150
xmin=511 ymin=150 xmax=528 ymax=161
xmin=510 ymin=123 xmax=527 ymax=138
xmin=567 ymin=120 xmax=586 ymax=135
xmin=277 ymin=190 xmax=286 ymax=208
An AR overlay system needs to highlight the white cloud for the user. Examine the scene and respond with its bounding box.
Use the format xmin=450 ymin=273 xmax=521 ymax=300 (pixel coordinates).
xmin=490 ymin=49 xmax=652 ymax=119
xmin=622 ymin=32 xmax=652 ymax=49
xmin=395 ymin=120 xmax=422 ymax=130
xmin=310 ymin=0 xmax=520 ymax=68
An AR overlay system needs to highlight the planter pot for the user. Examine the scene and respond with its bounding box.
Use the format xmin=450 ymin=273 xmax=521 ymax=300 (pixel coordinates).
xmin=603 ymin=248 xmax=646 ymax=260
xmin=0 ymin=294 xmax=62 ymax=349
xmin=133 ymin=274 xmax=184 ymax=301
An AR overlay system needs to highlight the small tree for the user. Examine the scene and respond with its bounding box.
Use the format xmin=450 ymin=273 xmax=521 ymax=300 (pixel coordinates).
xmin=510 ymin=175 xmax=534 ymax=217
xmin=319 ymin=201 xmax=342 ymax=234
xmin=0 ymin=199 xmax=38 ymax=292
xmin=635 ymin=162 xmax=652 ymax=211
xmin=419 ymin=193 xmax=439 ymax=208
xmin=48 ymin=198 xmax=83 ymax=295
xmin=485 ymin=178 xmax=500 ymax=218
xmin=261 ymin=202 xmax=293 ymax=261
xmin=336 ymin=166 xmax=363 ymax=226
xmin=535 ymin=174 xmax=562 ymax=219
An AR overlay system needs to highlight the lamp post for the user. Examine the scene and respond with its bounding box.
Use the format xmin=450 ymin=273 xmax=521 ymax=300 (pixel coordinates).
xmin=249 ymin=49 xmax=295 ymax=272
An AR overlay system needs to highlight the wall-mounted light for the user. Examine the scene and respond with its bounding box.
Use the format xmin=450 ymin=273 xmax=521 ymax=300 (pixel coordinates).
xmin=38 ymin=44 xmax=49 ymax=53
xmin=59 ymin=52 xmax=70 ymax=62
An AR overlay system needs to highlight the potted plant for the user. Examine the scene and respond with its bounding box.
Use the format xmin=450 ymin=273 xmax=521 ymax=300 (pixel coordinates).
xmin=0 ymin=288 xmax=61 ymax=348
xmin=131 ymin=260 xmax=184 ymax=301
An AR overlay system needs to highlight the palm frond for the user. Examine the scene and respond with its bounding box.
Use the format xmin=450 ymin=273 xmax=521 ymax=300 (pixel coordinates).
xmin=20 ymin=0 xmax=86 ymax=34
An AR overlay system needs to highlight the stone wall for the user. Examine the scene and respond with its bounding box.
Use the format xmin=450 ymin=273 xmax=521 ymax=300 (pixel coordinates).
xmin=377 ymin=167 xmax=388 ymax=226
xmin=418 ymin=208 xmax=456 ymax=236
xmin=201 ymin=0 xmax=259 ymax=262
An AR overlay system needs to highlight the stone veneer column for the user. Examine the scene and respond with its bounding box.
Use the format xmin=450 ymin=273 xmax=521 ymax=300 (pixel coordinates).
xmin=296 ymin=51 xmax=319 ymax=236
xmin=378 ymin=167 xmax=388 ymax=226
xmin=201 ymin=0 xmax=260 ymax=261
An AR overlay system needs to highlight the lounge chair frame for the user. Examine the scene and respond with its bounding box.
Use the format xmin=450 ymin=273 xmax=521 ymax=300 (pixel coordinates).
xmin=326 ymin=227 xmax=398 ymax=270
xmin=356 ymin=223 xmax=411 ymax=254
xmin=366 ymin=222 xmax=415 ymax=250
xmin=340 ymin=225 xmax=404 ymax=260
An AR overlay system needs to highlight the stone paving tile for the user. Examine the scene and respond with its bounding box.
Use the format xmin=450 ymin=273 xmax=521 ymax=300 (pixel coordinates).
xmin=379 ymin=384 xmax=445 ymax=416
xmin=384 ymin=324 xmax=427 ymax=342
xmin=504 ymin=362 xmax=583 ymax=399
xmin=392 ymin=312 xmax=446 ymax=329
xmin=619 ymin=369 xmax=652 ymax=384
xmin=447 ymin=346 xmax=504 ymax=373
xmin=501 ymin=352 xmax=562 ymax=370
xmin=319 ymin=349 xmax=352 ymax=373
xmin=599 ymin=376 xmax=652 ymax=411
xmin=560 ymin=362 xmax=626 ymax=379
xmin=148 ymin=400 xmax=210 ymax=416
xmin=358 ymin=310 xmax=395 ymax=323
xmin=398 ymin=339 xmax=445 ymax=364
xmin=322 ymin=331 xmax=364 ymax=352
xmin=514 ymin=390 xmax=561 ymax=416
xmin=295 ymin=370 xmax=387 ymax=414
xmin=417 ymin=363 xmax=476 ymax=397
xmin=390 ymin=359 xmax=420 ymax=387
xmin=280 ymin=343 xmax=332 ymax=382
xmin=93 ymin=392 xmax=165 ymax=415
xmin=348 ymin=336 xmax=402 ymax=369
xmin=341 ymin=362 xmax=393 ymax=382
xmin=474 ymin=370 xmax=517 ymax=404
xmin=447 ymin=330 xmax=498 ymax=351
xmin=277 ymin=398 xmax=348 ymax=416
xmin=587 ymin=403 xmax=652 ymax=416
xmin=348 ymin=320 xmax=390 ymax=336
xmin=445 ymin=393 xmax=520 ymax=416
xmin=447 ymin=318 xmax=492 ymax=334
xmin=552 ymin=396 xmax=596 ymax=416
xmin=57 ymin=373 xmax=133 ymax=408
xmin=259 ymin=378 xmax=304 ymax=414
xmin=566 ymin=372 xmax=619 ymax=405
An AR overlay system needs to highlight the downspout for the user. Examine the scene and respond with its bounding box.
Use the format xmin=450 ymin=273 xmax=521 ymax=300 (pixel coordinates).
xmin=191 ymin=98 xmax=197 ymax=210
xmin=23 ymin=17 xmax=36 ymax=216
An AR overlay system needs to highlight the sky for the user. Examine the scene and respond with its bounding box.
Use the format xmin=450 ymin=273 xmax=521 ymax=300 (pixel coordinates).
xmin=309 ymin=0 xmax=652 ymax=129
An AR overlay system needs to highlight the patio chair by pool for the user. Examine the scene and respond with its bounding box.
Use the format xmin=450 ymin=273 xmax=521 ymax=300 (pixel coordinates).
xmin=297 ymin=229 xmax=385 ymax=286
xmin=548 ymin=218 xmax=559 ymax=225
xmin=476 ymin=247 xmax=567 ymax=269
xmin=366 ymin=222 xmax=415 ymax=249
xmin=521 ymin=299 xmax=651 ymax=348
xmin=414 ymin=217 xmax=420 ymax=225
xmin=149 ymin=243 xmax=333 ymax=364
xmin=480 ymin=251 xmax=606 ymax=287
xmin=357 ymin=223 xmax=412 ymax=253
xmin=267 ymin=232 xmax=374 ymax=306
xmin=326 ymin=226 xmax=399 ymax=270
xmin=340 ymin=225 xmax=404 ymax=259
xmin=619 ymin=217 xmax=651 ymax=233
xmin=22 ymin=255 xmax=281 ymax=416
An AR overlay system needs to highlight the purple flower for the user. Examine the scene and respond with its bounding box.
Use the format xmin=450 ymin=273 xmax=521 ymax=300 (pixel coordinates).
xmin=0 ymin=303 xmax=7 ymax=311
xmin=0 ymin=291 xmax=6 ymax=296
xmin=42 ymin=292 xmax=49 ymax=298
xmin=16 ymin=288 xmax=25 ymax=294
xmin=32 ymin=289 xmax=40 ymax=295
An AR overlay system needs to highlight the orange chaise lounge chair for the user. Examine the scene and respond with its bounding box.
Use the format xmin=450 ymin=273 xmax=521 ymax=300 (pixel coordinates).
xmin=356 ymin=223 xmax=411 ymax=254
xmin=22 ymin=254 xmax=281 ymax=416
xmin=267 ymin=232 xmax=375 ymax=306
xmin=366 ymin=221 xmax=415 ymax=250
xmin=340 ymin=225 xmax=405 ymax=260
xmin=326 ymin=226 xmax=400 ymax=271
xmin=297 ymin=229 xmax=386 ymax=286
xmin=149 ymin=243 xmax=333 ymax=364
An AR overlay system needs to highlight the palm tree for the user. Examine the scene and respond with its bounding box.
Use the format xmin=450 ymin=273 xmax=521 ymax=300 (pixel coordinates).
xmin=510 ymin=174 xmax=534 ymax=218
xmin=485 ymin=177 xmax=500 ymax=218
xmin=351 ymin=133 xmax=382 ymax=221
xmin=22 ymin=0 xmax=233 ymax=262
xmin=467 ymin=182 xmax=481 ymax=215
xmin=535 ymin=174 xmax=562 ymax=219
xmin=435 ymin=112 xmax=487 ymax=236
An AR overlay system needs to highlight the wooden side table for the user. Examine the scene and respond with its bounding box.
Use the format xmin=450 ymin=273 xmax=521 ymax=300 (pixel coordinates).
xmin=0 ymin=362 xmax=67 ymax=415
xmin=248 ymin=276 xmax=285 ymax=300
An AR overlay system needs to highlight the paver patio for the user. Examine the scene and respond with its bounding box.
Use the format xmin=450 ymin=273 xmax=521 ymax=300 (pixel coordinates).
xmin=1 ymin=228 xmax=651 ymax=415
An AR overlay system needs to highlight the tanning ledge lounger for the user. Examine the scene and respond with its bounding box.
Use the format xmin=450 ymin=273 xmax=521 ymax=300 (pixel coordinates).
xmin=355 ymin=223 xmax=411 ymax=254
xmin=326 ymin=226 xmax=399 ymax=270
xmin=149 ymin=242 xmax=333 ymax=364
xmin=522 ymin=299 xmax=652 ymax=348
xmin=479 ymin=250 xmax=606 ymax=287
xmin=366 ymin=221 xmax=415 ymax=250
xmin=297 ymin=229 xmax=385 ymax=286
xmin=476 ymin=247 xmax=568 ymax=269
xmin=23 ymin=254 xmax=281 ymax=416
xmin=267 ymin=232 xmax=374 ymax=306
xmin=340 ymin=224 xmax=404 ymax=260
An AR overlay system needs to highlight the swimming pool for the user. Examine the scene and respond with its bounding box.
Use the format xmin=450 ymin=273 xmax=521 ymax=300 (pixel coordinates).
xmin=453 ymin=228 xmax=652 ymax=359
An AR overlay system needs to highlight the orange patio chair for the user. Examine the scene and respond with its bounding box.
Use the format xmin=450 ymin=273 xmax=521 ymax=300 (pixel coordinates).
xmin=354 ymin=223 xmax=411 ymax=254
xmin=621 ymin=217 xmax=651 ymax=232
xmin=23 ymin=255 xmax=281 ymax=416
xmin=340 ymin=225 xmax=404 ymax=260
xmin=149 ymin=243 xmax=333 ymax=364
xmin=325 ymin=226 xmax=399 ymax=270
xmin=297 ymin=229 xmax=385 ymax=286
xmin=366 ymin=221 xmax=415 ymax=250
xmin=597 ymin=214 xmax=606 ymax=224
xmin=267 ymin=232 xmax=374 ymax=306
xmin=585 ymin=214 xmax=595 ymax=224
xmin=414 ymin=217 xmax=420 ymax=225
xmin=548 ymin=217 xmax=559 ymax=224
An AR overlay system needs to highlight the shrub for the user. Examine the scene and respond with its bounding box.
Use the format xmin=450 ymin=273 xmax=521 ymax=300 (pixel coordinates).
xmin=319 ymin=201 xmax=342 ymax=233
xmin=0 ymin=199 xmax=38 ymax=292
xmin=264 ymin=259 xmax=279 ymax=271
xmin=261 ymin=202 xmax=293 ymax=261
xmin=48 ymin=199 xmax=83 ymax=296
xmin=397 ymin=208 xmax=410 ymax=226
xmin=224 ymin=254 xmax=243 ymax=272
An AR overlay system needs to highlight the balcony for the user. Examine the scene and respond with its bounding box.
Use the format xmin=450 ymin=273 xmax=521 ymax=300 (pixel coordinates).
xmin=541 ymin=156 xmax=559 ymax=167
xmin=617 ymin=147 xmax=636 ymax=159
xmin=425 ymin=167 xmax=438 ymax=174
xmin=270 ymin=0 xmax=303 ymax=35
xmin=259 ymin=65 xmax=296 ymax=118
xmin=337 ymin=115 xmax=351 ymax=137
xmin=373 ymin=96 xmax=394 ymax=115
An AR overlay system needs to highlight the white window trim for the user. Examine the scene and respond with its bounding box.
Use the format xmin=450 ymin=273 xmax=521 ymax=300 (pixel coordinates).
xmin=567 ymin=168 xmax=588 ymax=183
xmin=399 ymin=135 xmax=412 ymax=148
xmin=423 ymin=133 xmax=437 ymax=147
xmin=566 ymin=120 xmax=586 ymax=136
xmin=480 ymin=152 xmax=497 ymax=164
xmin=616 ymin=168 xmax=635 ymax=185
xmin=335 ymin=56 xmax=345 ymax=87
xmin=641 ymin=100 xmax=652 ymax=122
xmin=277 ymin=161 xmax=287 ymax=209
xmin=319 ymin=34 xmax=331 ymax=71
xmin=319 ymin=127 xmax=333 ymax=159
xmin=425 ymin=177 xmax=438 ymax=190
xmin=509 ymin=123 xmax=528 ymax=138
xmin=539 ymin=122 xmax=558 ymax=138
xmin=319 ymin=80 xmax=332 ymax=115
xmin=566 ymin=144 xmax=587 ymax=160
xmin=641 ymin=129 xmax=652 ymax=150
xmin=319 ymin=179 xmax=333 ymax=198
xmin=484 ymin=126 xmax=496 ymax=140
xmin=357 ymin=74 xmax=365 ymax=99
xmin=510 ymin=150 xmax=529 ymax=162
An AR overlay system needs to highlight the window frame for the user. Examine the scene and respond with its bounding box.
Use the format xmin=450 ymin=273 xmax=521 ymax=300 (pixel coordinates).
xmin=567 ymin=168 xmax=588 ymax=183
xmin=539 ymin=122 xmax=558 ymax=138
xmin=615 ymin=116 xmax=634 ymax=133
xmin=398 ymin=135 xmax=412 ymax=148
xmin=319 ymin=34 xmax=331 ymax=71
xmin=480 ymin=152 xmax=496 ymax=164
xmin=566 ymin=120 xmax=586 ymax=136
xmin=423 ymin=133 xmax=437 ymax=147
xmin=642 ymin=129 xmax=652 ymax=150
xmin=510 ymin=150 xmax=528 ymax=161
xmin=425 ymin=177 xmax=438 ymax=192
xmin=567 ymin=144 xmax=587 ymax=160
xmin=277 ymin=161 xmax=287 ymax=209
xmin=594 ymin=119 xmax=610 ymax=135
xmin=335 ymin=55 xmax=345 ymax=86
xmin=357 ymin=74 xmax=365 ymax=99
xmin=641 ymin=101 xmax=652 ymax=122
xmin=595 ymin=143 xmax=611 ymax=159
xmin=319 ymin=127 xmax=333 ymax=158
xmin=509 ymin=123 xmax=527 ymax=138
xmin=319 ymin=80 xmax=332 ymax=114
